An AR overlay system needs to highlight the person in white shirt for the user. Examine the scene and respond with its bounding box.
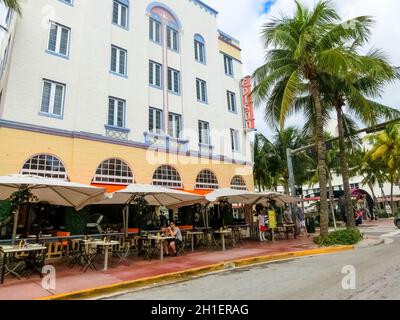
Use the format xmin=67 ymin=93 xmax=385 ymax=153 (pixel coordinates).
xmin=256 ymin=204 xmax=266 ymax=242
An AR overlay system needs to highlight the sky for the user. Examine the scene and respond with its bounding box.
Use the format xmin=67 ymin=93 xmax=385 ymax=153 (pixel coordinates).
xmin=206 ymin=0 xmax=400 ymax=139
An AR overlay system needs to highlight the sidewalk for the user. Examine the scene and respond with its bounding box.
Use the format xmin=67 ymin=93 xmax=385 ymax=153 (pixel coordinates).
xmin=0 ymin=235 xmax=350 ymax=300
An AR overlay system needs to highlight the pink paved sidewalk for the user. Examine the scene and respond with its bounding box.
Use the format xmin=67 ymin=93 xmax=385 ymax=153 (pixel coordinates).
xmin=0 ymin=236 xmax=317 ymax=300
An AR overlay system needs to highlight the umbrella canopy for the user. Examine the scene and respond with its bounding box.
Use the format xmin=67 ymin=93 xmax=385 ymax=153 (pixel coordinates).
xmin=0 ymin=175 xmax=106 ymax=210
xmin=96 ymin=184 xmax=206 ymax=208
xmin=205 ymin=189 xmax=300 ymax=206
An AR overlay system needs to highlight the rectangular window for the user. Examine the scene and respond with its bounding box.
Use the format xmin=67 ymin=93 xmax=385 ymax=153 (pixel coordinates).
xmin=196 ymin=78 xmax=207 ymax=103
xmin=194 ymin=41 xmax=205 ymax=63
xmin=40 ymin=80 xmax=66 ymax=117
xmin=108 ymin=97 xmax=125 ymax=128
xmin=112 ymin=1 xmax=128 ymax=29
xmin=224 ymin=55 xmax=234 ymax=76
xmin=168 ymin=113 xmax=181 ymax=138
xmin=167 ymin=27 xmax=179 ymax=51
xmin=48 ymin=22 xmax=70 ymax=57
xmin=168 ymin=68 xmax=180 ymax=94
xmin=227 ymin=91 xmax=237 ymax=112
xmin=198 ymin=121 xmax=210 ymax=145
xmin=149 ymin=18 xmax=161 ymax=43
xmin=110 ymin=45 xmax=127 ymax=76
xmin=149 ymin=61 xmax=162 ymax=88
xmin=149 ymin=107 xmax=163 ymax=133
xmin=230 ymin=129 xmax=240 ymax=152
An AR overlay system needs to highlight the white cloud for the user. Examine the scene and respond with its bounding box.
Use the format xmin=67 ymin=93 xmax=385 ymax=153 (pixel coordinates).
xmin=206 ymin=0 xmax=400 ymax=138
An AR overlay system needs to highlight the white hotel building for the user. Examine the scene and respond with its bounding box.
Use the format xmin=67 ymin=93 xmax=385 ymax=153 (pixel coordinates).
xmin=0 ymin=0 xmax=255 ymax=193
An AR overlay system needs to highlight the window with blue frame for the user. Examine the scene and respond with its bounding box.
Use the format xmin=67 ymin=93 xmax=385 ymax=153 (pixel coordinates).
xmin=224 ymin=55 xmax=234 ymax=76
xmin=40 ymin=79 xmax=66 ymax=117
xmin=194 ymin=34 xmax=205 ymax=63
xmin=168 ymin=68 xmax=180 ymax=94
xmin=149 ymin=61 xmax=162 ymax=88
xmin=149 ymin=107 xmax=163 ymax=134
xmin=149 ymin=18 xmax=161 ymax=43
xmin=47 ymin=22 xmax=70 ymax=57
xmin=112 ymin=0 xmax=129 ymax=29
xmin=196 ymin=78 xmax=207 ymax=103
xmin=108 ymin=97 xmax=126 ymax=128
xmin=111 ymin=45 xmax=127 ymax=76
xmin=168 ymin=113 xmax=181 ymax=138
xmin=198 ymin=121 xmax=210 ymax=145
xmin=167 ymin=27 xmax=179 ymax=51
xmin=230 ymin=129 xmax=240 ymax=152
xmin=227 ymin=91 xmax=237 ymax=113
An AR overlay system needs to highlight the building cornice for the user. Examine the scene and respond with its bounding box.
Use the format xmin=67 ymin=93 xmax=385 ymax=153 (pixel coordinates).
xmin=0 ymin=119 xmax=254 ymax=167
xmin=189 ymin=0 xmax=218 ymax=17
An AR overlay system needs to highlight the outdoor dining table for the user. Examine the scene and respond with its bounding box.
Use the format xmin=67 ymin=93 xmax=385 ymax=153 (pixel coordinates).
xmin=213 ymin=230 xmax=232 ymax=251
xmin=147 ymin=235 xmax=175 ymax=260
xmin=186 ymin=231 xmax=204 ymax=252
xmin=85 ymin=240 xmax=120 ymax=271
xmin=0 ymin=244 xmax=47 ymax=284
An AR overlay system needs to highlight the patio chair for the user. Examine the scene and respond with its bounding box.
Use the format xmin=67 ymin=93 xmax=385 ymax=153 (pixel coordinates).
xmin=67 ymin=239 xmax=83 ymax=268
xmin=113 ymin=241 xmax=131 ymax=266
xmin=176 ymin=240 xmax=185 ymax=256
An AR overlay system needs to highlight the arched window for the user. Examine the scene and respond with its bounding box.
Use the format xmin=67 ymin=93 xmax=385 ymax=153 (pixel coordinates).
xmin=92 ymin=158 xmax=134 ymax=185
xmin=21 ymin=154 xmax=67 ymax=180
xmin=194 ymin=34 xmax=206 ymax=63
xmin=195 ymin=170 xmax=219 ymax=190
xmin=152 ymin=165 xmax=182 ymax=188
xmin=231 ymin=176 xmax=247 ymax=190
xmin=147 ymin=3 xmax=181 ymax=51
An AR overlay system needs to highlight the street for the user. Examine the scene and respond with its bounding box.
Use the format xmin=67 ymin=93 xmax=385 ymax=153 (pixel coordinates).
xmin=105 ymin=223 xmax=400 ymax=300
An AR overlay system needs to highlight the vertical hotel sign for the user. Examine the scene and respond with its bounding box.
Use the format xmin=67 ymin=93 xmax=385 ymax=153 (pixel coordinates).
xmin=241 ymin=76 xmax=256 ymax=131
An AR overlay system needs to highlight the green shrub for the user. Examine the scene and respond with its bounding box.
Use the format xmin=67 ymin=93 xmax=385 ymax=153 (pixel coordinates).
xmin=314 ymin=229 xmax=363 ymax=246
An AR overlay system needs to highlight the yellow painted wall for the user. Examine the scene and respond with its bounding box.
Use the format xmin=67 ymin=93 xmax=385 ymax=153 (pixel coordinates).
xmin=0 ymin=127 xmax=254 ymax=190
xmin=218 ymin=39 xmax=242 ymax=61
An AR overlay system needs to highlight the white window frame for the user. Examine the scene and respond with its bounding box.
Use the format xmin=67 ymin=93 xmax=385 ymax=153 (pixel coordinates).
xmin=21 ymin=154 xmax=68 ymax=180
xmin=149 ymin=107 xmax=163 ymax=134
xmin=152 ymin=165 xmax=182 ymax=188
xmin=149 ymin=18 xmax=162 ymax=44
xmin=108 ymin=97 xmax=126 ymax=128
xmin=47 ymin=21 xmax=70 ymax=57
xmin=93 ymin=158 xmax=134 ymax=185
xmin=167 ymin=27 xmax=179 ymax=51
xmin=40 ymin=79 xmax=66 ymax=117
xmin=198 ymin=121 xmax=210 ymax=145
xmin=194 ymin=40 xmax=205 ymax=63
xmin=149 ymin=60 xmax=162 ymax=88
xmin=230 ymin=129 xmax=240 ymax=152
xmin=112 ymin=1 xmax=129 ymax=29
xmin=231 ymin=176 xmax=247 ymax=190
xmin=111 ymin=45 xmax=127 ymax=76
xmin=195 ymin=170 xmax=219 ymax=190
xmin=196 ymin=78 xmax=208 ymax=103
xmin=168 ymin=113 xmax=181 ymax=138
xmin=224 ymin=55 xmax=234 ymax=76
xmin=168 ymin=68 xmax=180 ymax=94
xmin=227 ymin=91 xmax=237 ymax=113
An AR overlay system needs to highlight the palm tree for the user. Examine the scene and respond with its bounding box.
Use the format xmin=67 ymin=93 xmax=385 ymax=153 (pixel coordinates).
xmin=2 ymin=0 xmax=21 ymax=14
xmin=368 ymin=124 xmax=400 ymax=214
xmin=252 ymin=0 xmax=370 ymax=236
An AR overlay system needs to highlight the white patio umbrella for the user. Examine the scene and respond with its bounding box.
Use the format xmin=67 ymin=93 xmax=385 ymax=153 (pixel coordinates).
xmin=0 ymin=175 xmax=107 ymax=244
xmin=95 ymin=184 xmax=206 ymax=235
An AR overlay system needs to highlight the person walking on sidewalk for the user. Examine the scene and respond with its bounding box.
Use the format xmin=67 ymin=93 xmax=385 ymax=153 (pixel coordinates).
xmin=257 ymin=204 xmax=266 ymax=242
xmin=295 ymin=204 xmax=309 ymax=237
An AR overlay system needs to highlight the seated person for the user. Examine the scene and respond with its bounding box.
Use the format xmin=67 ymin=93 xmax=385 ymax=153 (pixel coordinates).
xmin=164 ymin=221 xmax=183 ymax=257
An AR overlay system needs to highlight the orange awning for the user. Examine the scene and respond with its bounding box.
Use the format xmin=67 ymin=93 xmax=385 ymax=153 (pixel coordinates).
xmin=183 ymin=189 xmax=213 ymax=196
xmin=91 ymin=183 xmax=127 ymax=193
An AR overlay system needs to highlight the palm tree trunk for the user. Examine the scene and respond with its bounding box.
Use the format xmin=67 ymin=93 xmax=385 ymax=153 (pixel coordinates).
xmin=327 ymin=169 xmax=337 ymax=230
xmin=335 ymin=106 xmax=355 ymax=229
xmin=310 ymin=81 xmax=329 ymax=237
xmin=390 ymin=175 xmax=395 ymax=216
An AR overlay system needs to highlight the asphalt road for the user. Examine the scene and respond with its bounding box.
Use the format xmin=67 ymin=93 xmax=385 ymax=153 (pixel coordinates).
xmin=105 ymin=226 xmax=400 ymax=300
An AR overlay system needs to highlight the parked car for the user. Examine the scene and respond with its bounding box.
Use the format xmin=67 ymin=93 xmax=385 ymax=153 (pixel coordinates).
xmin=394 ymin=212 xmax=400 ymax=229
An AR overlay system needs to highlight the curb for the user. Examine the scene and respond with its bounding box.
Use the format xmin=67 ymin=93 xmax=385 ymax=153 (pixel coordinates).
xmin=37 ymin=245 xmax=354 ymax=300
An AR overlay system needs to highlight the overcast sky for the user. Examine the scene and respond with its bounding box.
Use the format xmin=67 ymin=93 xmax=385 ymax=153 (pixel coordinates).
xmin=206 ymin=0 xmax=400 ymax=139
